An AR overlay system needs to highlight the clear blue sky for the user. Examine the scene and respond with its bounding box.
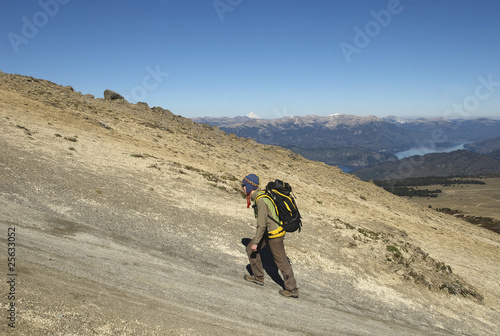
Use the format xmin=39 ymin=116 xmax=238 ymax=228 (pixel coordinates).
xmin=2 ymin=0 xmax=500 ymax=119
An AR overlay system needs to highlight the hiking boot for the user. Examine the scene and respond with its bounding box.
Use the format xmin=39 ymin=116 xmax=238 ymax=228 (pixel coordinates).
xmin=279 ymin=288 xmax=299 ymax=298
xmin=244 ymin=275 xmax=264 ymax=286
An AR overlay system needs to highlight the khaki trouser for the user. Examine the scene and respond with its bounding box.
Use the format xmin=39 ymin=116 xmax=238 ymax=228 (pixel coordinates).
xmin=246 ymin=235 xmax=297 ymax=291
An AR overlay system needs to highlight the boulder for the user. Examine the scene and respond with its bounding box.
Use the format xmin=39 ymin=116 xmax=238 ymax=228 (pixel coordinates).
xmin=104 ymin=89 xmax=124 ymax=100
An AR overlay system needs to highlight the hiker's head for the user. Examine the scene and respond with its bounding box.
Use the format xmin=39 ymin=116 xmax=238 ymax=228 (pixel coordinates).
xmin=242 ymin=174 xmax=259 ymax=195
xmin=242 ymin=174 xmax=259 ymax=208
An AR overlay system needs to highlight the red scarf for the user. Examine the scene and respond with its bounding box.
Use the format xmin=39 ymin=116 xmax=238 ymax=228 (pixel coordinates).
xmin=246 ymin=193 xmax=252 ymax=208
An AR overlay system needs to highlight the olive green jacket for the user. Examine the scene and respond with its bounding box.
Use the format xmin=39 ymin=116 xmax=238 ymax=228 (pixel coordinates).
xmin=251 ymin=190 xmax=284 ymax=243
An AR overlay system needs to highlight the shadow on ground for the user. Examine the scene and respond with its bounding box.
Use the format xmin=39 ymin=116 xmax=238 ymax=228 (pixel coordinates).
xmin=242 ymin=237 xmax=285 ymax=288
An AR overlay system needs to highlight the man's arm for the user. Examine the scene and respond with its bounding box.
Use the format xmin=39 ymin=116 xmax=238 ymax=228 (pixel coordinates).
xmin=251 ymin=197 xmax=268 ymax=250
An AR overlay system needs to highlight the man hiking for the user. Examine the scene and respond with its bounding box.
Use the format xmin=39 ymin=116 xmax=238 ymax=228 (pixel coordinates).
xmin=241 ymin=173 xmax=299 ymax=298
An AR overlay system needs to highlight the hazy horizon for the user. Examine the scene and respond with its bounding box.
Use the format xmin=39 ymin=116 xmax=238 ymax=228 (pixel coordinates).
xmin=193 ymin=111 xmax=500 ymax=121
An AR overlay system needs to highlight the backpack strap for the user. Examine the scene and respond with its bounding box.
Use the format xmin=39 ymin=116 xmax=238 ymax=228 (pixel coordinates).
xmin=254 ymin=193 xmax=285 ymax=238
xmin=255 ymin=193 xmax=279 ymax=218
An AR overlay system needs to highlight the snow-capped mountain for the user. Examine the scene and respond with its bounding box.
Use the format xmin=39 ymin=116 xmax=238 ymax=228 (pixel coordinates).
xmin=246 ymin=112 xmax=261 ymax=119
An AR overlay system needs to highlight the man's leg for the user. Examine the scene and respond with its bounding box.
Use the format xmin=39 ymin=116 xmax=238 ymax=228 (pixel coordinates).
xmin=246 ymin=238 xmax=267 ymax=279
xmin=268 ymin=236 xmax=297 ymax=291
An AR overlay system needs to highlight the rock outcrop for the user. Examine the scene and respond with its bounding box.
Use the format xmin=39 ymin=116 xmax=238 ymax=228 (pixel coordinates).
xmin=103 ymin=89 xmax=125 ymax=100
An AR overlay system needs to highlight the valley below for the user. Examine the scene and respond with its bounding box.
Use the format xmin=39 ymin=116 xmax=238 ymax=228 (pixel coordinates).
xmin=408 ymin=177 xmax=500 ymax=223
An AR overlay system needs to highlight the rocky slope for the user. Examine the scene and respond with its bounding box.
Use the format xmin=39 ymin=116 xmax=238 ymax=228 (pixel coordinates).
xmin=1 ymin=71 xmax=500 ymax=335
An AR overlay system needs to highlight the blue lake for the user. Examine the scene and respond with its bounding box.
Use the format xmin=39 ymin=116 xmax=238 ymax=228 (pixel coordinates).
xmin=394 ymin=143 xmax=469 ymax=159
xmin=338 ymin=142 xmax=470 ymax=172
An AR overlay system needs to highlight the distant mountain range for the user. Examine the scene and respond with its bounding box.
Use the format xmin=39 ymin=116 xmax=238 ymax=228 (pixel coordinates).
xmin=193 ymin=114 xmax=500 ymax=171
xmin=465 ymin=136 xmax=500 ymax=153
xmin=353 ymin=150 xmax=500 ymax=181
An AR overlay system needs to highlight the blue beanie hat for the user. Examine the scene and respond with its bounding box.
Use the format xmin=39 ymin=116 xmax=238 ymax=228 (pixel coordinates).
xmin=242 ymin=174 xmax=259 ymax=194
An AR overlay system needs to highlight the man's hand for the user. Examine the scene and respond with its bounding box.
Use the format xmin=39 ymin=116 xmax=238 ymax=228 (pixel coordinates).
xmin=251 ymin=244 xmax=258 ymax=252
